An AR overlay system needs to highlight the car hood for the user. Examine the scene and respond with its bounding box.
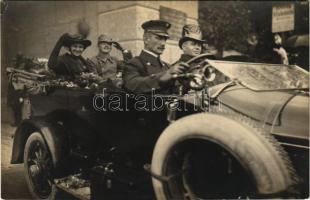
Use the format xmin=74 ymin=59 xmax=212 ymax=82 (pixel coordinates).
xmin=217 ymin=85 xmax=309 ymax=139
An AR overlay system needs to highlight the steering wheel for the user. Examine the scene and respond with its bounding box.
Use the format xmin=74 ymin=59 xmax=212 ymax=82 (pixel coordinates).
xmin=186 ymin=53 xmax=212 ymax=65
xmin=174 ymin=53 xmax=216 ymax=91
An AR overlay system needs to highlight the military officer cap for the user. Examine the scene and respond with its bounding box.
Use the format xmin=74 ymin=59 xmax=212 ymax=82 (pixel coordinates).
xmin=97 ymin=34 xmax=114 ymax=44
xmin=179 ymin=24 xmax=205 ymax=48
xmin=142 ymin=20 xmax=171 ymax=38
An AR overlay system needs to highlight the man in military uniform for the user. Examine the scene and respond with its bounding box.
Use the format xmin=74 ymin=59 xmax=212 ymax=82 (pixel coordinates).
xmin=123 ymin=20 xmax=188 ymax=94
xmin=89 ymin=34 xmax=122 ymax=81
xmin=174 ymin=24 xmax=206 ymax=64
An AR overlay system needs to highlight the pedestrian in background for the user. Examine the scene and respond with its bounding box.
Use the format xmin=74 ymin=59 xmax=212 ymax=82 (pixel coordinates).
xmin=260 ymin=33 xmax=289 ymax=65
xmin=272 ymin=34 xmax=289 ymax=65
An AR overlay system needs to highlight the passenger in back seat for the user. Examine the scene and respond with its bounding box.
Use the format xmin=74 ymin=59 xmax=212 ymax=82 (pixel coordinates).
xmin=48 ymin=33 xmax=94 ymax=79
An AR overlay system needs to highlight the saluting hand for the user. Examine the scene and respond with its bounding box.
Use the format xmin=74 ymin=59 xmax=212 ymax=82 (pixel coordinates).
xmin=112 ymin=42 xmax=124 ymax=51
xmin=59 ymin=33 xmax=70 ymax=44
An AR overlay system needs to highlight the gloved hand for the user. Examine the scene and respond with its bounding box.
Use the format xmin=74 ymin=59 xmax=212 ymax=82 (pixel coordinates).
xmin=122 ymin=50 xmax=133 ymax=62
xmin=169 ymin=62 xmax=189 ymax=74
xmin=159 ymin=62 xmax=189 ymax=83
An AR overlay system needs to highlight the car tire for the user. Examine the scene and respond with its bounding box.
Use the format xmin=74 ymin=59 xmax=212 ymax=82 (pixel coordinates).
xmin=151 ymin=113 xmax=298 ymax=199
xmin=24 ymin=132 xmax=60 ymax=199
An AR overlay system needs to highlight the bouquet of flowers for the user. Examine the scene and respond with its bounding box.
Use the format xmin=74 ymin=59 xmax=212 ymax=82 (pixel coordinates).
xmin=12 ymin=53 xmax=51 ymax=75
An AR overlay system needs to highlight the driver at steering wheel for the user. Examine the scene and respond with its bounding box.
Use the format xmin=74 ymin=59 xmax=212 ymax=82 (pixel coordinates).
xmin=123 ymin=20 xmax=189 ymax=94
xmin=174 ymin=24 xmax=206 ymax=65
xmin=172 ymin=24 xmax=206 ymax=94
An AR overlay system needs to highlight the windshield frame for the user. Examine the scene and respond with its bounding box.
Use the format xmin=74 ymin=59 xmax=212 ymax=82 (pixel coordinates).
xmin=206 ymin=59 xmax=309 ymax=91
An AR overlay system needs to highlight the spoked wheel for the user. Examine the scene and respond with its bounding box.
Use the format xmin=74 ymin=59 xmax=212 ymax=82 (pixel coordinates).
xmin=24 ymin=132 xmax=58 ymax=199
xmin=163 ymin=139 xmax=254 ymax=199
xmin=151 ymin=113 xmax=298 ymax=200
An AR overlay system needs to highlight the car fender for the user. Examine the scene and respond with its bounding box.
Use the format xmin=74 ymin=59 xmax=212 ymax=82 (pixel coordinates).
xmin=11 ymin=118 xmax=69 ymax=175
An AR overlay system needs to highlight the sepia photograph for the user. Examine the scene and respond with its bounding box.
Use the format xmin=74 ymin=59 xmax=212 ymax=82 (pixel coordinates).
xmin=1 ymin=1 xmax=309 ymax=199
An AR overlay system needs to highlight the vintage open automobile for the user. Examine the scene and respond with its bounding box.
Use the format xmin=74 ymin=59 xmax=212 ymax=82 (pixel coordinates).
xmin=8 ymin=54 xmax=309 ymax=199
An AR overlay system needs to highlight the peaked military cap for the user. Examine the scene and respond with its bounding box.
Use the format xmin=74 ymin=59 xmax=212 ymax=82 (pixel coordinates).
xmin=179 ymin=24 xmax=205 ymax=48
xmin=142 ymin=20 xmax=171 ymax=38
xmin=97 ymin=34 xmax=114 ymax=44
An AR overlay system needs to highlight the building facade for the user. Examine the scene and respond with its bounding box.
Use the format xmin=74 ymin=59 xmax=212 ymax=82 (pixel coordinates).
xmin=1 ymin=1 xmax=198 ymax=99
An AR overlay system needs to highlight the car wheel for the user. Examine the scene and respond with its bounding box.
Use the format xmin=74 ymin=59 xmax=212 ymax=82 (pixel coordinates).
xmin=151 ymin=113 xmax=298 ymax=199
xmin=24 ymin=132 xmax=59 ymax=199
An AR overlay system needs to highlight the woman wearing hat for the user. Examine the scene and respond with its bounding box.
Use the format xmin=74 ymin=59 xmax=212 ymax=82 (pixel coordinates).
xmin=48 ymin=33 xmax=93 ymax=79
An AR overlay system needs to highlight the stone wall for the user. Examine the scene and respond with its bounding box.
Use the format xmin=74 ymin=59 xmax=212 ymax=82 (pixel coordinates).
xmin=1 ymin=1 xmax=198 ymax=97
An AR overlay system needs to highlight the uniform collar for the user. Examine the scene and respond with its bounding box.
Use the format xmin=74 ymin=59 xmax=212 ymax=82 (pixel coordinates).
xmin=140 ymin=50 xmax=166 ymax=68
xmin=142 ymin=49 xmax=159 ymax=58
xmin=96 ymin=54 xmax=113 ymax=63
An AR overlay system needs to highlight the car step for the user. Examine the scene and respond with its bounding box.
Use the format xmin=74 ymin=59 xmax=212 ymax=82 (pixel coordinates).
xmin=55 ymin=173 xmax=90 ymax=200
